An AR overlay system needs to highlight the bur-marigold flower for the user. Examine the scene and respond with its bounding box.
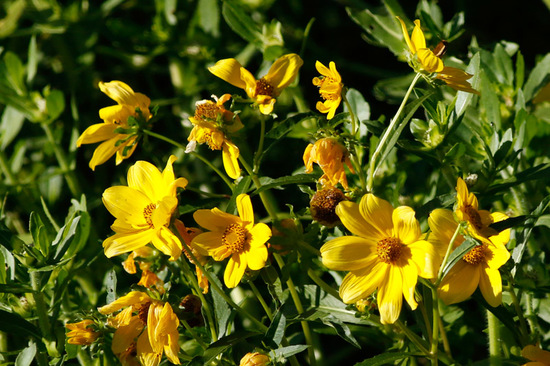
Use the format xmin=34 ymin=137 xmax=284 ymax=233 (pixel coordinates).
xmin=208 ymin=53 xmax=303 ymax=115
xmin=77 ymin=81 xmax=152 ymax=170
xmin=186 ymin=94 xmax=243 ymax=179
xmin=191 ymin=194 xmax=271 ymax=288
xmin=455 ymin=177 xmax=510 ymax=245
xmin=99 ymin=291 xmax=180 ymax=366
xmin=320 ymin=194 xmax=438 ymax=324
xmin=303 ymin=137 xmax=355 ymax=189
xmin=239 ymin=352 xmax=270 ymax=366
xmin=428 ymin=209 xmax=510 ymax=307
xmin=65 ymin=319 xmax=99 ymax=345
xmin=522 ymin=345 xmax=550 ymax=366
xmin=397 ymin=17 xmax=479 ymax=94
xmin=102 ymin=155 xmax=188 ymax=261
xmin=313 ymin=61 xmax=343 ymax=120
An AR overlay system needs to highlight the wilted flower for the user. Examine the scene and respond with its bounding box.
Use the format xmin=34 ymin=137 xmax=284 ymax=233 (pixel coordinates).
xmin=428 ymin=208 xmax=510 ymax=307
xmin=186 ymin=94 xmax=243 ymax=179
xmin=310 ymin=186 xmax=347 ymax=227
xmin=102 ymin=155 xmax=188 ymax=261
xmin=208 ymin=53 xmax=303 ymax=114
xmin=191 ymin=194 xmax=271 ymax=288
xmin=99 ymin=291 xmax=180 ymax=366
xmin=65 ymin=319 xmax=99 ymax=345
xmin=320 ymin=194 xmax=438 ymax=324
xmin=77 ymin=81 xmax=152 ymax=170
xmin=303 ymin=137 xmax=355 ymax=189
xmin=313 ymin=61 xmax=343 ymax=119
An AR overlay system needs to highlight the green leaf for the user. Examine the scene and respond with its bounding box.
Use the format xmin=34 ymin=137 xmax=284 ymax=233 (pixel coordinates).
xmin=440 ymin=236 xmax=478 ymax=280
xmin=221 ymin=0 xmax=262 ymax=47
xmin=211 ymin=274 xmax=231 ymax=339
xmin=0 ymin=105 xmax=25 ymax=151
xmin=493 ymin=43 xmax=514 ymax=86
xmin=480 ymin=70 xmax=501 ymax=128
xmin=264 ymin=308 xmax=286 ymax=348
xmin=3 ymin=51 xmax=26 ymax=95
xmin=0 ymin=310 xmax=45 ymax=352
xmin=515 ymin=50 xmax=525 ymax=92
xmin=321 ymin=315 xmax=361 ymax=348
xmin=225 ymin=175 xmax=252 ymax=215
xmin=455 ymin=52 xmax=480 ymax=117
xmin=270 ymin=345 xmax=309 ymax=361
xmin=254 ymin=174 xmax=317 ymax=195
xmin=105 ymin=268 xmax=117 ymax=304
xmin=266 ymin=112 xmax=316 ymax=140
xmin=0 ymin=284 xmax=34 ymax=293
xmin=45 ymin=89 xmax=65 ymax=122
xmin=27 ymin=35 xmax=38 ymax=84
xmin=353 ymin=351 xmax=414 ymax=366
xmin=523 ymin=53 xmax=550 ymax=101
xmin=29 ymin=212 xmax=52 ymax=259
xmin=201 ymin=331 xmax=262 ymax=364
xmin=15 ymin=341 xmax=36 ymax=366
xmin=198 ymin=0 xmax=220 ymax=37
xmin=52 ymin=216 xmax=81 ymax=261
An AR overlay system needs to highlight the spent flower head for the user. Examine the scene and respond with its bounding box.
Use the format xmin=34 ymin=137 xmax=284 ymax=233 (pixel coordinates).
xmin=313 ymin=61 xmax=343 ymax=120
xmin=208 ymin=53 xmax=303 ymax=115
xmin=77 ymin=81 xmax=153 ymax=170
xmin=303 ymin=137 xmax=355 ymax=190
xmin=320 ymin=193 xmax=439 ymax=324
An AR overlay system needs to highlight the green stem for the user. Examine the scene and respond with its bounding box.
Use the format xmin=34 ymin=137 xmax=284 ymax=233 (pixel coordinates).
xmin=0 ymin=151 xmax=16 ymax=185
xmin=249 ymin=281 xmax=273 ymax=321
xmin=142 ymin=129 xmax=234 ymax=190
xmin=253 ymin=114 xmax=267 ymax=174
xmin=367 ymin=73 xmax=422 ymax=192
xmin=181 ymin=319 xmax=209 ymax=350
xmin=394 ymin=319 xmax=431 ymax=355
xmin=307 ymin=268 xmax=340 ymax=299
xmin=430 ymin=287 xmax=440 ymax=366
xmin=238 ymin=155 xmax=279 ymax=221
xmin=273 ymin=253 xmax=317 ymax=366
xmin=504 ymin=278 xmax=529 ymax=344
xmin=42 ymin=123 xmax=81 ymax=197
xmin=342 ymin=92 xmax=358 ymax=136
xmin=342 ymin=94 xmax=367 ymax=191
xmin=436 ymin=222 xmax=464 ymax=285
xmin=487 ymin=310 xmax=502 ymax=366
xmin=29 ymin=271 xmax=58 ymax=357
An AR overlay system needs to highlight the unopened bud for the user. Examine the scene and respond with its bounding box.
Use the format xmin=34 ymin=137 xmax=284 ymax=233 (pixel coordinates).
xmin=239 ymin=352 xmax=270 ymax=366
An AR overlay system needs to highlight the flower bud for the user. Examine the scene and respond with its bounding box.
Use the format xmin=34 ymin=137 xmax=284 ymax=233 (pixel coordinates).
xmin=239 ymin=352 xmax=270 ymax=366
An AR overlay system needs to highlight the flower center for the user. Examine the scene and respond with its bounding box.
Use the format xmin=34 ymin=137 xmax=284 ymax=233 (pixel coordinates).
xmin=222 ymin=223 xmax=247 ymax=254
xmin=464 ymin=205 xmax=483 ymax=230
xmin=195 ymin=101 xmax=221 ymax=122
xmin=255 ymin=78 xmax=274 ymax=97
xmin=143 ymin=203 xmax=158 ymax=228
xmin=137 ymin=302 xmax=151 ymax=324
xmin=318 ymin=78 xmax=341 ymax=101
xmin=377 ymin=237 xmax=403 ymax=264
xmin=309 ymin=187 xmax=346 ymax=228
xmin=462 ymin=245 xmax=486 ymax=265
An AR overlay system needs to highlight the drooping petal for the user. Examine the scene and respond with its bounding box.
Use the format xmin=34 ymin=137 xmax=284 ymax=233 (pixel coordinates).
xmin=99 ymin=80 xmax=150 ymax=108
xmin=392 ymin=206 xmax=421 ymax=244
xmin=222 ymin=141 xmax=241 ymax=179
xmin=359 ymin=194 xmax=393 ymax=239
xmin=103 ymin=230 xmax=156 ymax=258
xmin=151 ymin=227 xmax=182 ymax=261
xmin=400 ymin=263 xmax=419 ymax=309
xmin=339 ymin=261 xmax=388 ymax=304
xmin=409 ymin=239 xmax=440 ymax=279
xmin=428 ymin=209 xmax=462 ymax=247
xmin=208 ymin=58 xmax=248 ymax=90
xmin=264 ymin=53 xmax=303 ymax=91
xmin=193 ymin=208 xmax=240 ymax=232
xmin=88 ymin=136 xmax=125 ymax=170
xmin=488 ymin=211 xmax=511 ymax=247
xmin=76 ymin=123 xmax=118 ymax=146
xmin=190 ymin=231 xmax=225 ymax=257
xmin=335 ymin=201 xmax=378 ymax=241
xmin=377 ymin=266 xmax=404 ymax=324
xmin=257 ymin=97 xmax=276 ymax=115
xmin=224 ymin=253 xmax=247 ymax=288
xmin=112 ymin=316 xmax=144 ymax=353
xmin=303 ymin=144 xmax=314 ymax=172
xmin=321 ymin=236 xmax=377 ymax=271
xmin=485 ymin=242 xmax=511 ymax=270
xmin=521 ymin=345 xmax=550 ymax=363
xmin=479 ymin=265 xmax=503 ymax=307
xmin=438 ymin=260 xmax=480 ymax=305
xmin=417 ymin=48 xmax=444 ymax=73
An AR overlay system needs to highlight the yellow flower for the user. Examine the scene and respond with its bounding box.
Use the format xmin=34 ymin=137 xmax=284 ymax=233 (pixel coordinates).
xmin=77 ymin=81 xmax=152 ymax=170
xmin=428 ymin=208 xmax=510 ymax=307
xmin=186 ymin=94 xmax=243 ymax=179
xmin=522 ymin=345 xmax=550 ymax=366
xmin=239 ymin=352 xmax=270 ymax=366
xmin=455 ymin=177 xmax=510 ymax=245
xmin=99 ymin=291 xmax=180 ymax=366
xmin=208 ymin=53 xmax=303 ymax=115
xmin=65 ymin=319 xmax=99 ymax=345
xmin=191 ymin=194 xmax=271 ymax=288
xmin=397 ymin=17 xmax=479 ymax=94
xmin=312 ymin=61 xmax=343 ymax=119
xmin=320 ymin=194 xmax=439 ymax=324
xmin=102 ymin=155 xmax=188 ymax=261
xmin=303 ymin=137 xmax=355 ymax=190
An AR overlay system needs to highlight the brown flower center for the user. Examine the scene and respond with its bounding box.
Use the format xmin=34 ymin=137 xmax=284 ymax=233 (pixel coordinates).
xmin=462 ymin=245 xmax=487 ymax=265
xmin=377 ymin=237 xmax=403 ymax=264
xmin=222 ymin=223 xmax=247 ymax=254
xmin=137 ymin=302 xmax=151 ymax=324
xmin=255 ymin=78 xmax=274 ymax=97
xmin=143 ymin=203 xmax=158 ymax=228
xmin=310 ymin=187 xmax=346 ymax=228
xmin=318 ymin=78 xmax=341 ymax=101
xmin=195 ymin=101 xmax=221 ymax=121
xmin=464 ymin=205 xmax=483 ymax=230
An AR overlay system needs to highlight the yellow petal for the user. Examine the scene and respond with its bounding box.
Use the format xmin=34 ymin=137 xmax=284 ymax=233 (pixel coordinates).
xmin=208 ymin=58 xmax=247 ymax=90
xmin=102 ymin=186 xmax=150 ymax=226
xmin=522 ymin=345 xmax=550 ymax=363
xmin=98 ymin=291 xmax=150 ymax=314
xmin=103 ymin=230 xmax=156 ymax=258
xmin=377 ymin=266 xmax=404 ymax=324
xmin=246 ymin=245 xmax=268 ymax=271
xmin=456 ymin=177 xmax=478 ymax=209
xmin=98 ymin=104 xmax=133 ymax=124
xmin=392 ymin=206 xmax=421 ymax=244
xmin=258 ymin=97 xmax=276 ymax=115
xmin=428 ymin=208 xmax=461 ymax=247
xmin=127 ymin=160 xmax=166 ymax=202
xmin=222 ymin=141 xmax=241 ymax=179
xmin=193 ymin=208 xmax=240 ymax=232
xmin=190 ymin=232 xmax=225 ymax=258
xmin=224 ymin=253 xmax=247 ymax=288
xmin=400 ymin=263 xmax=419 ymax=309
xmin=479 ymin=265 xmax=502 ymax=307
xmin=359 ymin=194 xmax=393 ymax=239
xmin=485 ymin=242 xmax=510 ymax=269
xmin=112 ymin=316 xmax=144 ymax=353
xmin=240 ymin=67 xmax=258 ymax=99
xmin=488 ymin=211 xmax=511 ymax=247
xmin=151 ymin=196 xmax=177 ymax=228
xmin=410 ymin=20 xmax=426 ymax=51
xmin=397 ymin=16 xmax=415 ymax=54
xmin=303 ymin=143 xmax=314 ymax=172
xmin=76 ymin=123 xmax=118 ymax=146
xmin=151 ymin=226 xmax=182 ymax=261
xmin=409 ymin=239 xmax=440 ymax=279
xmin=336 ymin=201 xmax=378 ymax=241
xmin=417 ymin=48 xmax=444 ymax=73
xmin=237 ymin=194 xmax=254 ymax=226
xmin=88 ymin=136 xmax=123 ymax=170
xmin=339 ymin=261 xmax=388 ymax=304
xmin=321 ymin=236 xmax=377 ymax=271
xmin=99 ymin=81 xmax=138 ymax=105
xmin=438 ymin=260 xmax=480 ymax=305
xmin=264 ymin=53 xmax=303 ymax=91
xmin=248 ymin=223 xmax=271 ymax=248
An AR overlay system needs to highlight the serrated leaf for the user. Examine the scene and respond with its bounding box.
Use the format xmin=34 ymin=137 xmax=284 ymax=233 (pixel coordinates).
xmin=270 ymin=344 xmax=309 ymax=361
xmin=254 ymin=174 xmax=317 ymax=195
xmin=523 ymin=53 xmax=550 ymax=101
xmin=353 ymin=351 xmax=414 ymax=366
xmin=264 ymin=308 xmax=286 ymax=347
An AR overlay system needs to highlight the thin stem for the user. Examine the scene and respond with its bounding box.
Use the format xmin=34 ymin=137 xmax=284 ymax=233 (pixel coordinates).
xmin=430 ymin=287 xmax=440 ymax=366
xmin=181 ymin=319 xmax=209 ymax=350
xmin=273 ymin=252 xmax=317 ymax=366
xmin=142 ymin=129 xmax=234 ymax=189
xmin=367 ymin=73 xmax=422 ymax=191
xmin=438 ymin=315 xmax=452 ymax=357
xmin=342 ymin=93 xmax=358 ymax=137
xmin=238 ymin=155 xmax=279 ymax=221
xmin=307 ymin=268 xmax=340 ymax=299
xmin=249 ymin=281 xmax=273 ymax=321
xmin=487 ymin=310 xmax=502 ymax=366
xmin=394 ymin=319 xmax=431 ymax=355
xmin=42 ymin=123 xmax=81 ymax=197
xmin=253 ymin=113 xmax=267 ymax=174
xmin=29 ymin=271 xmax=59 ymax=358
xmin=436 ymin=222 xmax=464 ymax=284
xmin=504 ymin=278 xmax=529 ymax=344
